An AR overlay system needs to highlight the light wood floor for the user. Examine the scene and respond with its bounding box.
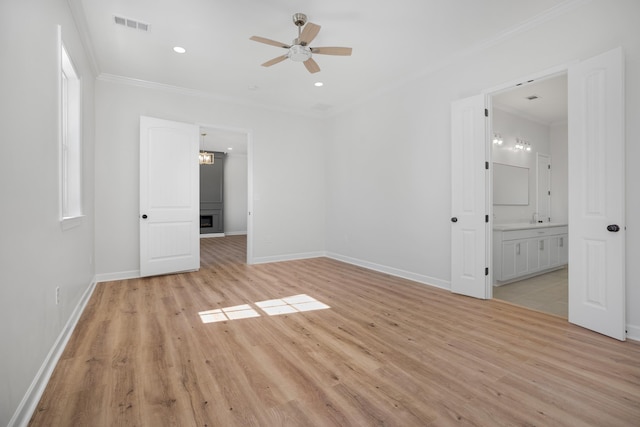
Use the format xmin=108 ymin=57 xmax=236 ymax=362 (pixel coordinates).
xmin=30 ymin=236 xmax=640 ymax=426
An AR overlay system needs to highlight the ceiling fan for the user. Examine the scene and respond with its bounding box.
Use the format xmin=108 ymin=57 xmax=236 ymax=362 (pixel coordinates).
xmin=250 ymin=13 xmax=352 ymax=74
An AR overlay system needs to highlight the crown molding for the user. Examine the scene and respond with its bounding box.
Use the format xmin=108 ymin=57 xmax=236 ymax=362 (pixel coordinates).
xmin=96 ymin=73 xmax=326 ymax=120
xmin=330 ymin=0 xmax=592 ymax=118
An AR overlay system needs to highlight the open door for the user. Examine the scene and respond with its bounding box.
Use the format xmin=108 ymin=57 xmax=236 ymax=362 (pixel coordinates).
xmin=451 ymin=95 xmax=490 ymax=299
xmin=140 ymin=116 xmax=200 ymax=277
xmin=568 ymin=48 xmax=626 ymax=340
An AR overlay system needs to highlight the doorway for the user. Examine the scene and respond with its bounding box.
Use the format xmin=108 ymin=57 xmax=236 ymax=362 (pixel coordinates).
xmin=452 ymin=48 xmax=625 ymax=340
xmin=198 ymin=125 xmax=252 ymax=264
xmin=489 ymin=74 xmax=569 ymax=317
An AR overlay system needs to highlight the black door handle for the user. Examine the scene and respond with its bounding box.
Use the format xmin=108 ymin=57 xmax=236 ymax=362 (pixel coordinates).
xmin=142 ymin=214 xmax=148 ymax=219
xmin=607 ymin=224 xmax=620 ymax=232
xmin=451 ymin=217 xmax=458 ymax=223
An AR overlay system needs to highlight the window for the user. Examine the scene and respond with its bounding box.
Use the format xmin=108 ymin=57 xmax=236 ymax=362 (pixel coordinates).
xmin=59 ymin=34 xmax=82 ymax=227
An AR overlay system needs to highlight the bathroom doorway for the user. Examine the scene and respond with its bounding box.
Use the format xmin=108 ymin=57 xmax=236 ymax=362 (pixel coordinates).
xmin=490 ymin=73 xmax=569 ymax=318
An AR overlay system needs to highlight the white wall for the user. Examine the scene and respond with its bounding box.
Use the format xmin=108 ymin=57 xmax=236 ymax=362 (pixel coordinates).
xmin=224 ymin=153 xmax=248 ymax=235
xmin=3 ymin=1 xmax=639 ymax=423
xmin=491 ymin=108 xmax=551 ymax=224
xmin=0 ymin=0 xmax=96 ymax=424
xmin=95 ymin=80 xmax=326 ymax=276
xmin=325 ymin=0 xmax=640 ymax=333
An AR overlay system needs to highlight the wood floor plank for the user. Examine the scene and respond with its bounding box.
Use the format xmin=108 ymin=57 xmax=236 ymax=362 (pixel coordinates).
xmin=29 ymin=235 xmax=640 ymax=426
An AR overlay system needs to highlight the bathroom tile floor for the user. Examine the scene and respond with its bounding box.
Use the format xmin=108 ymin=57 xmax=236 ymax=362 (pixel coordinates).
xmin=493 ymin=267 xmax=568 ymax=318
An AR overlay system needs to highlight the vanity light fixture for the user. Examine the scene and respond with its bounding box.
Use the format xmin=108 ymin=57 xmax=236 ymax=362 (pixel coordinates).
xmin=199 ymin=133 xmax=214 ymax=165
xmin=515 ymin=138 xmax=532 ymax=152
xmin=492 ymin=133 xmax=503 ymax=145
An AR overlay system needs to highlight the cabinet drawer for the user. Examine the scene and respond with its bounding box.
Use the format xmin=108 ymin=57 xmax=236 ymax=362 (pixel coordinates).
xmin=501 ymin=226 xmax=568 ymax=241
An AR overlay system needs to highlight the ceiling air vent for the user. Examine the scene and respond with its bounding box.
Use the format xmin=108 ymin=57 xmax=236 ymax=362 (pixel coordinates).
xmin=114 ymin=15 xmax=150 ymax=32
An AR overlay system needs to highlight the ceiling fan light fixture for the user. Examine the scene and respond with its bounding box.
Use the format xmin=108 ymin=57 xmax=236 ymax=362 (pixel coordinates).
xmin=288 ymin=45 xmax=312 ymax=62
xmin=250 ymin=13 xmax=352 ymax=73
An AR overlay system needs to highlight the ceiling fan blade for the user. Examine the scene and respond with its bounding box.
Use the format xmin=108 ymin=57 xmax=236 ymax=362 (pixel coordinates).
xmin=303 ymin=57 xmax=321 ymax=74
xmin=250 ymin=36 xmax=290 ymax=49
xmin=299 ymin=22 xmax=321 ymax=46
xmin=261 ymin=55 xmax=288 ymax=67
xmin=311 ymin=46 xmax=352 ymax=56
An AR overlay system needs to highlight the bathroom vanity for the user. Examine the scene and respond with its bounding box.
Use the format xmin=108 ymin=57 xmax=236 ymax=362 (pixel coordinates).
xmin=493 ymin=223 xmax=568 ymax=285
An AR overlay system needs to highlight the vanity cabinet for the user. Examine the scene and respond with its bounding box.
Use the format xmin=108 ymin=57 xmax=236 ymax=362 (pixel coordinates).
xmin=493 ymin=224 xmax=568 ymax=283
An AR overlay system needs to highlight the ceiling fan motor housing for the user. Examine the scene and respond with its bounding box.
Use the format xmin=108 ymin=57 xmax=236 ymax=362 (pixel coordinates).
xmin=292 ymin=13 xmax=307 ymax=27
xmin=288 ymin=44 xmax=312 ymax=62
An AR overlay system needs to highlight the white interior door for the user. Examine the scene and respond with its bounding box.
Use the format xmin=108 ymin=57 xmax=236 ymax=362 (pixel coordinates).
xmin=140 ymin=116 xmax=200 ymax=277
xmin=451 ymin=95 xmax=489 ymax=299
xmin=568 ymin=47 xmax=625 ymax=340
xmin=536 ymin=154 xmax=551 ymax=222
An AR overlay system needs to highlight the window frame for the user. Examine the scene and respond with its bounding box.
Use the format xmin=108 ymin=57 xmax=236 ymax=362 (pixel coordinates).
xmin=58 ymin=26 xmax=84 ymax=230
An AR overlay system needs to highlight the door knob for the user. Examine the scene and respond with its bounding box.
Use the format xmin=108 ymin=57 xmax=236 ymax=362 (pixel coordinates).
xmin=451 ymin=217 xmax=458 ymax=223
xmin=142 ymin=214 xmax=148 ymax=219
xmin=607 ymin=224 xmax=620 ymax=232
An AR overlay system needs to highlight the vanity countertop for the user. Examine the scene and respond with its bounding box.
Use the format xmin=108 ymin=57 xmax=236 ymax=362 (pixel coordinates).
xmin=493 ymin=222 xmax=568 ymax=231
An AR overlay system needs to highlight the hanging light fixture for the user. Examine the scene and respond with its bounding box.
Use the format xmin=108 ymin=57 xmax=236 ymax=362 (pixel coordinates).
xmin=199 ymin=133 xmax=214 ymax=165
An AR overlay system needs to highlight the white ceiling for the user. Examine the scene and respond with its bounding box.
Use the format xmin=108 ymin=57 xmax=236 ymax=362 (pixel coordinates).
xmin=492 ymin=74 xmax=568 ymax=125
xmin=200 ymin=127 xmax=248 ymax=154
xmin=76 ymin=0 xmax=575 ymax=117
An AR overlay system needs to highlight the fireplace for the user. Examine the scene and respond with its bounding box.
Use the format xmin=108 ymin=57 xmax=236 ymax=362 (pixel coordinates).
xmin=200 ymin=215 xmax=213 ymax=228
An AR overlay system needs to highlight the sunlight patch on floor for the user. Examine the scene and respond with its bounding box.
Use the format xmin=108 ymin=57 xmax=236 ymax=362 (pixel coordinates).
xmin=256 ymin=294 xmax=331 ymax=316
xmin=199 ymin=304 xmax=261 ymax=323
xmin=198 ymin=294 xmax=330 ymax=323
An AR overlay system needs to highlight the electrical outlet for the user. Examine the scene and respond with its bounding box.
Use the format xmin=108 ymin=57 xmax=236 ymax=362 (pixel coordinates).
xmin=56 ymin=286 xmax=60 ymax=305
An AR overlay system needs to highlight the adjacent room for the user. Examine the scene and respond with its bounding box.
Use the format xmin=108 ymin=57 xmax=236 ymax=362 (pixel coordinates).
xmin=2 ymin=1 xmax=640 ymax=426
xmin=490 ymin=74 xmax=569 ymax=317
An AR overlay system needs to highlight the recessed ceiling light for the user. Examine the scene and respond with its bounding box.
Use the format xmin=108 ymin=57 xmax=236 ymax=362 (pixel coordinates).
xmin=314 ymin=82 xmax=324 ymax=87
xmin=173 ymin=46 xmax=186 ymax=54
xmin=227 ymin=147 xmax=233 ymax=151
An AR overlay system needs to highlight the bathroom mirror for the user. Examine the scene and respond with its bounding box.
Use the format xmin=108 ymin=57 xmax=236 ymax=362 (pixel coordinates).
xmin=493 ymin=163 xmax=529 ymax=205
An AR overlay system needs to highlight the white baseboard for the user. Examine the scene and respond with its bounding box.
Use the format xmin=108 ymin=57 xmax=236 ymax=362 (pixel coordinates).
xmin=95 ymin=270 xmax=140 ymax=283
xmin=626 ymin=323 xmax=640 ymax=342
xmin=200 ymin=233 xmax=225 ymax=238
xmin=199 ymin=232 xmax=248 ymax=238
xmin=325 ymin=252 xmax=451 ymax=291
xmin=252 ymin=251 xmax=325 ymax=264
xmin=8 ymin=277 xmax=98 ymax=427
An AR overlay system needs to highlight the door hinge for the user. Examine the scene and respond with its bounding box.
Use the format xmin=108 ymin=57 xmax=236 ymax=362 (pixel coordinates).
xmin=485 ymin=267 xmax=489 ymax=276
xmin=548 ymin=164 xmax=551 ymax=169
xmin=485 ymin=215 xmax=489 ymax=223
xmin=484 ymin=108 xmax=489 ymax=117
xmin=485 ymin=161 xmax=489 ymax=170
xmin=548 ymin=191 xmax=551 ymax=196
